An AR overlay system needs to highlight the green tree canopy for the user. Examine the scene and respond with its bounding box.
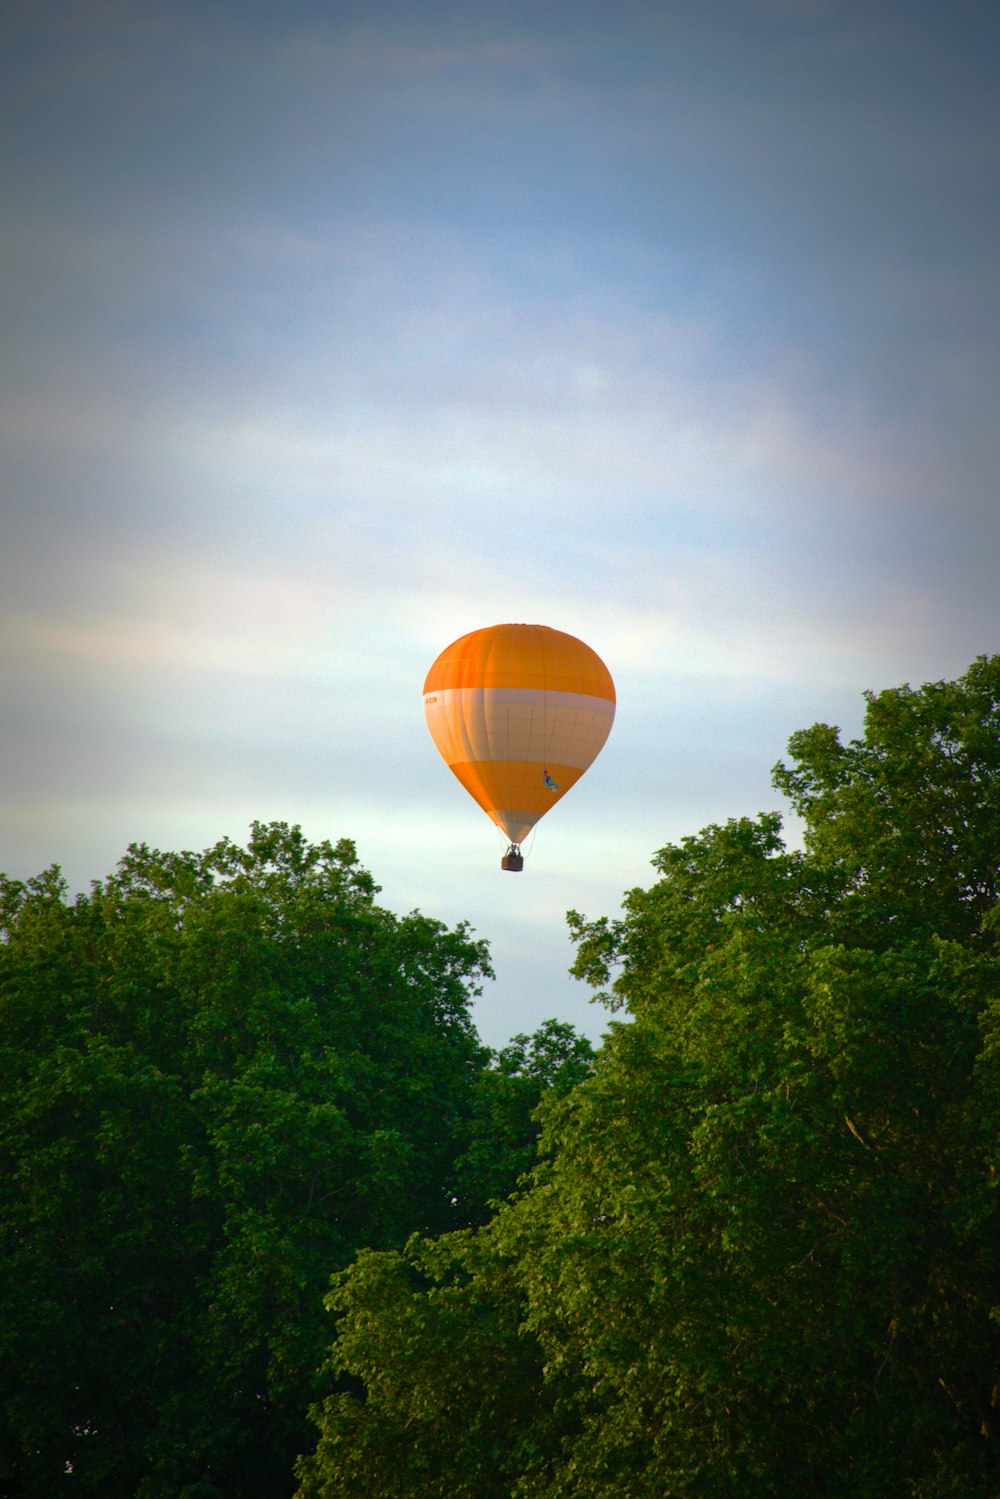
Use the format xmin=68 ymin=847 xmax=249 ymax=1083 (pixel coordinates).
xmin=300 ymin=654 xmax=1000 ymax=1499
xmin=454 ymin=1018 xmax=595 ymax=1210
xmin=1 ymin=822 xmax=556 ymax=1498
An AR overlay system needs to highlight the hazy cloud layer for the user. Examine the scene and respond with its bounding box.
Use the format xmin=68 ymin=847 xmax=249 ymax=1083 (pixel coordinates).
xmin=2 ymin=0 xmax=997 ymax=1041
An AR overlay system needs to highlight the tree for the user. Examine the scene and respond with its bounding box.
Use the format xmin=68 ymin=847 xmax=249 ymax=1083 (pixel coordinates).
xmin=299 ymin=655 xmax=1000 ymax=1498
xmin=455 ymin=1019 xmax=595 ymax=1212
xmin=0 ymin=823 xmax=497 ymax=1498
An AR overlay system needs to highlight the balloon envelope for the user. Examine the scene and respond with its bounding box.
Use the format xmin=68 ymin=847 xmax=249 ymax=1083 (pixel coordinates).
xmin=423 ymin=623 xmax=616 ymax=846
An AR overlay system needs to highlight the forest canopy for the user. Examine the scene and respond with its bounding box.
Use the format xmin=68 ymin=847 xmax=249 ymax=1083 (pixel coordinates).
xmin=0 ymin=823 xmax=591 ymax=1497
xmin=299 ymin=654 xmax=1000 ymax=1499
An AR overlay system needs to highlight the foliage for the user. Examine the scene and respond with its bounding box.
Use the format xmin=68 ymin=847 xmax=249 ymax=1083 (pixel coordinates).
xmin=0 ymin=821 xmax=559 ymax=1498
xmin=300 ymin=655 xmax=1000 ymax=1498
xmin=455 ymin=1019 xmax=595 ymax=1210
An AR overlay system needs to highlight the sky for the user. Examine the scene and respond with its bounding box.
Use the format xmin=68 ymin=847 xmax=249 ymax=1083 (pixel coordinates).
xmin=2 ymin=0 xmax=998 ymax=1048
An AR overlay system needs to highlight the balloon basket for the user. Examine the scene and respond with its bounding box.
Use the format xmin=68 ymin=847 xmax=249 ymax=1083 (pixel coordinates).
xmin=501 ymin=848 xmax=524 ymax=872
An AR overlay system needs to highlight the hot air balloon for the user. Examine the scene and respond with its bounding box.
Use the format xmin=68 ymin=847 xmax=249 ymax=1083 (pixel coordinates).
xmin=423 ymin=623 xmax=616 ymax=870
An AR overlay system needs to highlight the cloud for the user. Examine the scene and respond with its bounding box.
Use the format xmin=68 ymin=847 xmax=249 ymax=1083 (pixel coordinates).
xmin=1 ymin=0 xmax=996 ymax=1046
xmin=3 ymin=186 xmax=986 ymax=701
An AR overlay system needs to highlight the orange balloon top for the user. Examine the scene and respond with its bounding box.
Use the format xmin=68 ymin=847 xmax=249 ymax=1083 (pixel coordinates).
xmin=423 ymin=623 xmax=616 ymax=701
